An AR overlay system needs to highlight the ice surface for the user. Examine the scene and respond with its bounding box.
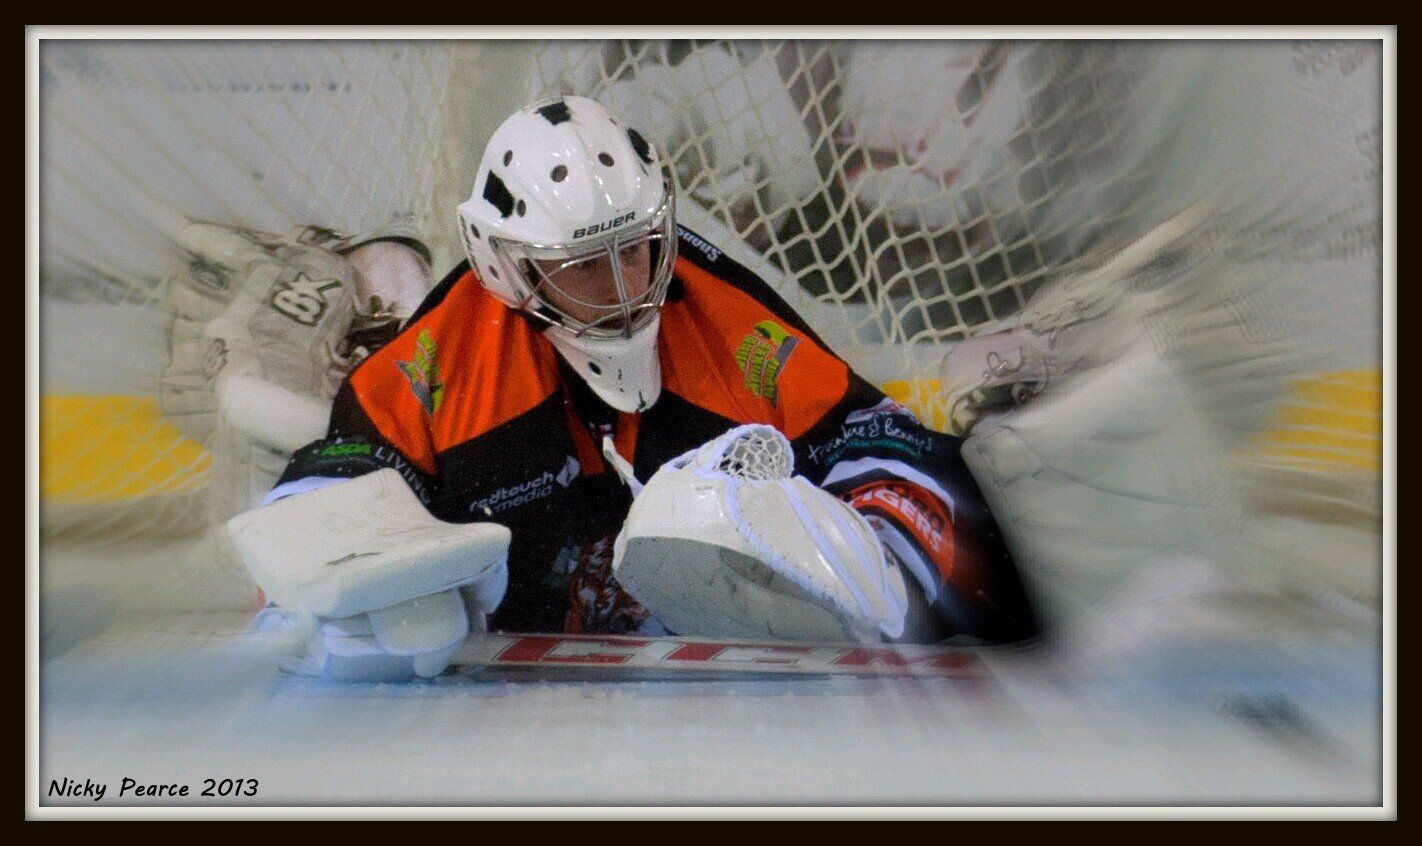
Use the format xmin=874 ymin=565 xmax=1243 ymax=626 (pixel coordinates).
xmin=38 ymin=609 xmax=1381 ymax=808
xmin=35 ymin=513 xmax=1384 ymax=810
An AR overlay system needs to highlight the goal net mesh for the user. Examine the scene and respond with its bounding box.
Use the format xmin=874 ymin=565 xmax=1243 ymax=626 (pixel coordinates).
xmin=37 ymin=39 xmax=1382 ymax=611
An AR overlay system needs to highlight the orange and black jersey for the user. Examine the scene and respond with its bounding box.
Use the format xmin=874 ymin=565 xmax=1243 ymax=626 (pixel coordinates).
xmin=274 ymin=226 xmax=1036 ymax=641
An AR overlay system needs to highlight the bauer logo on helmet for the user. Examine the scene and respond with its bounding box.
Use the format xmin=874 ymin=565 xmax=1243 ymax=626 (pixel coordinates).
xmin=572 ymin=212 xmax=637 ymax=241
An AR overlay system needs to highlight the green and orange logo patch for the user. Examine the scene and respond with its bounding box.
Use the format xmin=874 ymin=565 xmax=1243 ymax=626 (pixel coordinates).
xmin=396 ymin=329 xmax=445 ymax=415
xmin=735 ymin=320 xmax=799 ymax=407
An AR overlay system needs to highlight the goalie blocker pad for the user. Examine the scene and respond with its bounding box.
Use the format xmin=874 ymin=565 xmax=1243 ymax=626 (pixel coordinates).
xmin=227 ymin=468 xmax=511 ymax=621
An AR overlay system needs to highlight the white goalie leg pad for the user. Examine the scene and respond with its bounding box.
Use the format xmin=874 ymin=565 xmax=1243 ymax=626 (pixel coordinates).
xmin=227 ymin=468 xmax=511 ymax=680
xmin=613 ymin=425 xmax=910 ymax=643
xmin=960 ymin=342 xmax=1250 ymax=658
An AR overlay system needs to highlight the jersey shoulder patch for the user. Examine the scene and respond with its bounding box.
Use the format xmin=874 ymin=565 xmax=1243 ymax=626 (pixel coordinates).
xmin=346 ymin=267 xmax=562 ymax=469
xmin=673 ymin=224 xmax=829 ymax=347
xmin=660 ymin=243 xmax=849 ymax=440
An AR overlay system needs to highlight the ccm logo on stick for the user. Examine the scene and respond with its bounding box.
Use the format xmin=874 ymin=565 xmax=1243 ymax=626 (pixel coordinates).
xmin=573 ymin=212 xmax=636 ymax=240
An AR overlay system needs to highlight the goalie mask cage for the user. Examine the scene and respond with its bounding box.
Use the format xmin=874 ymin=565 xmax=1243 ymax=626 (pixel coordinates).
xmin=36 ymin=39 xmax=1383 ymax=607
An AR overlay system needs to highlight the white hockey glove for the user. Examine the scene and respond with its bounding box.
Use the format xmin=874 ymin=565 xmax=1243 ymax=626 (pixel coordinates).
xmin=227 ymin=469 xmax=510 ymax=682
xmin=611 ymin=425 xmax=913 ymax=643
xmin=160 ymin=221 xmax=431 ymax=522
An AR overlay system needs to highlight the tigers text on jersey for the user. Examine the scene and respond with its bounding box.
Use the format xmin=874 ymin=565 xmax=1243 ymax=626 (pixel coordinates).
xmin=274 ymin=226 xmax=1036 ymax=641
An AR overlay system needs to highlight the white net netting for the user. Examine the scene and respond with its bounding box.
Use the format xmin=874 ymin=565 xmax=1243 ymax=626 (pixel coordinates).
xmin=40 ymin=41 xmax=454 ymax=539
xmin=36 ymin=39 xmax=1383 ymax=616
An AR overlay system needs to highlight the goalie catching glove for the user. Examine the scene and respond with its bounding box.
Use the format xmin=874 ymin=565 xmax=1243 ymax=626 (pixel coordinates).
xmin=611 ymin=425 xmax=941 ymax=644
xmin=227 ymin=469 xmax=510 ymax=681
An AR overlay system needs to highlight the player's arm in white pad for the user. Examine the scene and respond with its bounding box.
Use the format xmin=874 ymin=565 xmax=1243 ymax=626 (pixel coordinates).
xmin=611 ymin=425 xmax=913 ymax=643
xmin=227 ymin=468 xmax=510 ymax=681
xmin=161 ymin=222 xmax=432 ymax=517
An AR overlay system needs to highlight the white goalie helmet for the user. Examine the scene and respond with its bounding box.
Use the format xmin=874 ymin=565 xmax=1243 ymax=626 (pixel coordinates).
xmin=457 ymin=96 xmax=678 ymax=412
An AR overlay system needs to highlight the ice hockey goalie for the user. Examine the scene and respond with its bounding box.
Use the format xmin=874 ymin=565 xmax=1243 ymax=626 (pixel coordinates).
xmin=227 ymin=96 xmax=1038 ymax=681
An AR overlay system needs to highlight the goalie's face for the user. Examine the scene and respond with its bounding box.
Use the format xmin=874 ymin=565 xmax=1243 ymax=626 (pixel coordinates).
xmin=456 ymin=95 xmax=677 ymax=412
xmin=530 ymin=239 xmax=654 ymax=336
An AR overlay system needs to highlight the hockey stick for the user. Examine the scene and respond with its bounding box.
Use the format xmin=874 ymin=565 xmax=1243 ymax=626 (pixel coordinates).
xmin=449 ymin=631 xmax=1004 ymax=680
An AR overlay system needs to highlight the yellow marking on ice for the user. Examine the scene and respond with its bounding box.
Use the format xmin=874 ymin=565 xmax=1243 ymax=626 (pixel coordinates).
xmin=1250 ymin=446 xmax=1381 ymax=472
xmin=1272 ymin=404 xmax=1379 ymax=436
xmin=1289 ymin=371 xmax=1381 ymax=415
xmin=1241 ymin=368 xmax=1382 ymax=474
xmin=1257 ymin=426 xmax=1380 ymax=452
xmin=41 ymin=395 xmax=211 ymax=504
